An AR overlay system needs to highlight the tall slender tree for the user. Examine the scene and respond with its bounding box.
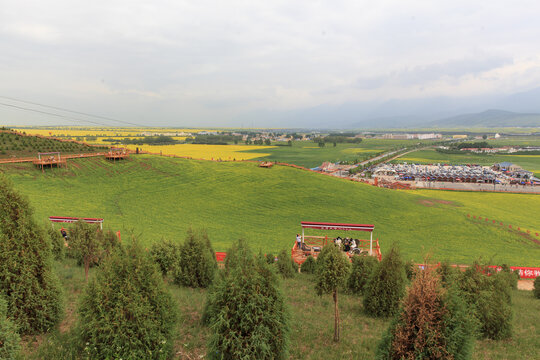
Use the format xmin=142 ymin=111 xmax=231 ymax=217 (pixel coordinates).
xmin=315 ymin=244 xmax=351 ymax=342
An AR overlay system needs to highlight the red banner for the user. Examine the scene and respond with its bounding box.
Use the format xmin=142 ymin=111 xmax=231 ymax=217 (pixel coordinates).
xmin=488 ymin=266 xmax=540 ymax=279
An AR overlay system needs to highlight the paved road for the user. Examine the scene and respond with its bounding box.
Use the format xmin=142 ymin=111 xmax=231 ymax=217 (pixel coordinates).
xmin=357 ymin=148 xmax=406 ymax=166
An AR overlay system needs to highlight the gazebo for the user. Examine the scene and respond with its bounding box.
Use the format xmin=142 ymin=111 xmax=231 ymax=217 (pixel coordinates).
xmin=48 ymin=216 xmax=104 ymax=230
xmin=293 ymin=221 xmax=381 ymax=265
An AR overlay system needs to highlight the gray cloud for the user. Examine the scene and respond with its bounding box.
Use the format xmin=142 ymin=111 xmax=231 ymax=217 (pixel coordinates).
xmin=1 ymin=1 xmax=540 ymax=126
xmin=356 ymin=57 xmax=514 ymax=89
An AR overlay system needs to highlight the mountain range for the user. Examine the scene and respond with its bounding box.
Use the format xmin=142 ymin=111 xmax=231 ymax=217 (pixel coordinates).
xmin=240 ymin=87 xmax=540 ymax=128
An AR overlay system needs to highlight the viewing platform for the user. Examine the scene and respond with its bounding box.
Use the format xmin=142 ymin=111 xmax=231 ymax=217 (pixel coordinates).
xmin=105 ymin=148 xmax=129 ymax=161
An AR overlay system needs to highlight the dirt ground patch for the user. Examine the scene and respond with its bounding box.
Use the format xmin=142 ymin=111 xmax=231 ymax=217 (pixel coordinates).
xmin=417 ymin=198 xmax=460 ymax=207
xmin=518 ymin=280 xmax=534 ymax=291
xmin=418 ymin=199 xmax=436 ymax=207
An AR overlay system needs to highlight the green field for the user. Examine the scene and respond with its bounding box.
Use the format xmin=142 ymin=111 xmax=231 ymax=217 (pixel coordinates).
xmin=395 ymin=148 xmax=540 ymax=177
xmin=2 ymin=155 xmax=539 ymax=266
xmin=247 ymin=138 xmax=434 ymax=168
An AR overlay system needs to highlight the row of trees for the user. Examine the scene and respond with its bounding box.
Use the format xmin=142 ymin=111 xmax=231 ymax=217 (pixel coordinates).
xmin=298 ymin=245 xmax=521 ymax=359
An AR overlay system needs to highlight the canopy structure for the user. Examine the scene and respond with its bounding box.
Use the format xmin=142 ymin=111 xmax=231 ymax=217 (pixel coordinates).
xmin=49 ymin=216 xmax=104 ymax=229
xmin=301 ymin=221 xmax=375 ymax=255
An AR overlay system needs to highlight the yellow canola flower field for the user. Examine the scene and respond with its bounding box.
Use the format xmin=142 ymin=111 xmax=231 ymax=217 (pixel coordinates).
xmin=125 ymin=144 xmax=274 ymax=161
xmin=19 ymin=128 xmax=210 ymax=137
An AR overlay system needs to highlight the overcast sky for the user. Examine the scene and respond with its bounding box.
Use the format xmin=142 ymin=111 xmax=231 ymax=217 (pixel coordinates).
xmin=1 ymin=1 xmax=540 ymax=127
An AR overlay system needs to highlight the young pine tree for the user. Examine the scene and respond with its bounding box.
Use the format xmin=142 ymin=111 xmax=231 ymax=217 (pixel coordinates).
xmin=150 ymin=239 xmax=180 ymax=276
xmin=69 ymin=220 xmax=103 ymax=281
xmin=0 ymin=175 xmax=62 ymax=335
xmin=347 ymin=255 xmax=378 ymax=295
xmin=47 ymin=227 xmax=65 ymax=260
xmin=376 ymin=266 xmax=474 ymax=360
xmin=534 ymin=276 xmax=540 ymax=299
xmin=205 ymin=239 xmax=290 ymax=359
xmin=77 ymin=240 xmax=177 ymax=359
xmin=276 ymin=249 xmax=296 ymax=278
xmin=457 ymin=263 xmax=513 ymax=340
xmin=0 ymin=296 xmax=21 ymax=360
xmin=300 ymin=255 xmax=317 ymax=274
xmin=173 ymin=229 xmax=217 ymax=288
xmin=315 ymin=244 xmax=351 ymax=342
xmin=363 ymin=245 xmax=407 ymax=318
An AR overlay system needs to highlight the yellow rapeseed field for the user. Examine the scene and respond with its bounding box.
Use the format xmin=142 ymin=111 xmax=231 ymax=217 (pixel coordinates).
xmin=19 ymin=127 xmax=210 ymax=137
xmin=125 ymin=144 xmax=273 ymax=160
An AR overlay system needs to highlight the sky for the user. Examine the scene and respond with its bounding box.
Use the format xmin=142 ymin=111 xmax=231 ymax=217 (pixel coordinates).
xmin=1 ymin=1 xmax=540 ymax=127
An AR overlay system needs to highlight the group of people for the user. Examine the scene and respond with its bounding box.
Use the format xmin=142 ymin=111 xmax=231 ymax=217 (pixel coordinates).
xmin=333 ymin=236 xmax=359 ymax=252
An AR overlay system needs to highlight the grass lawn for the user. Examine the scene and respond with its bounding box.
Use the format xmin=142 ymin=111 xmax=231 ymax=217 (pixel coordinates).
xmin=2 ymin=155 xmax=539 ymax=266
xmin=245 ymin=138 xmax=434 ymax=168
xmin=26 ymin=259 xmax=540 ymax=359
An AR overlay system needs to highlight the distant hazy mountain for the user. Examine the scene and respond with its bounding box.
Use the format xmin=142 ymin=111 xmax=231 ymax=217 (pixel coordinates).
xmin=239 ymin=86 xmax=540 ymax=129
xmin=428 ymin=109 xmax=540 ymax=128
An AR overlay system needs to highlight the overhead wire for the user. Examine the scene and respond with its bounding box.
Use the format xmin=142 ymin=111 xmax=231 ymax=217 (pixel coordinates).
xmin=0 ymin=95 xmax=145 ymax=127
xmin=0 ymin=101 xmax=112 ymax=127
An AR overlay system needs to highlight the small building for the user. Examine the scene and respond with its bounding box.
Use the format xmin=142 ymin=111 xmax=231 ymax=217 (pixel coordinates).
xmin=494 ymin=162 xmax=522 ymax=172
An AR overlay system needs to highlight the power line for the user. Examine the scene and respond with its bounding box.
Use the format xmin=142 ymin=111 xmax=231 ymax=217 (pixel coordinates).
xmin=0 ymin=101 xmax=112 ymax=127
xmin=0 ymin=95 xmax=145 ymax=127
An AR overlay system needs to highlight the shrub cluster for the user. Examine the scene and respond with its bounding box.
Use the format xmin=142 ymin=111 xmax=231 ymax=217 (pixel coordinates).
xmin=276 ymin=249 xmax=296 ymax=278
xmin=534 ymin=276 xmax=540 ymax=299
xmin=456 ymin=263 xmax=513 ymax=340
xmin=376 ymin=267 xmax=474 ymax=360
xmin=47 ymin=227 xmax=65 ymax=260
xmin=0 ymin=296 xmax=21 ymax=360
xmin=300 ymin=255 xmax=317 ymax=274
xmin=204 ymin=239 xmax=290 ymax=359
xmin=66 ymin=222 xmax=120 ymax=277
xmin=363 ymin=246 xmax=407 ymax=317
xmin=0 ymin=175 xmax=62 ymax=335
xmin=77 ymin=240 xmax=177 ymax=359
xmin=150 ymin=239 xmax=180 ymax=275
xmin=173 ymin=229 xmax=217 ymax=288
xmin=347 ymin=255 xmax=378 ymax=295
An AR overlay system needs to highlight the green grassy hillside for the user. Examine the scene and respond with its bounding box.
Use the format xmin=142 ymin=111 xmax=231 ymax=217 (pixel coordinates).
xmin=0 ymin=130 xmax=107 ymax=158
xmin=2 ymin=155 xmax=539 ymax=265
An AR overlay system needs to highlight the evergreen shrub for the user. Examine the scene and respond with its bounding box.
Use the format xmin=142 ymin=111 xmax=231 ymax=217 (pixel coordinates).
xmin=47 ymin=227 xmax=65 ymax=260
xmin=150 ymin=239 xmax=180 ymax=275
xmin=205 ymin=240 xmax=290 ymax=359
xmin=68 ymin=221 xmax=103 ymax=280
xmin=533 ymin=276 xmax=540 ymax=299
xmin=173 ymin=229 xmax=217 ymax=288
xmin=436 ymin=261 xmax=457 ymax=287
xmin=347 ymin=255 xmax=378 ymax=294
xmin=0 ymin=296 xmax=21 ymax=360
xmin=0 ymin=175 xmax=62 ymax=334
xmin=456 ymin=263 xmax=513 ymax=340
xmin=276 ymin=249 xmax=296 ymax=278
xmin=77 ymin=240 xmax=177 ymax=359
xmin=363 ymin=246 xmax=406 ymax=318
xmin=498 ymin=264 xmax=519 ymax=290
xmin=300 ymin=255 xmax=317 ymax=274
xmin=376 ymin=267 xmax=474 ymax=360
xmin=404 ymin=260 xmax=416 ymax=280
